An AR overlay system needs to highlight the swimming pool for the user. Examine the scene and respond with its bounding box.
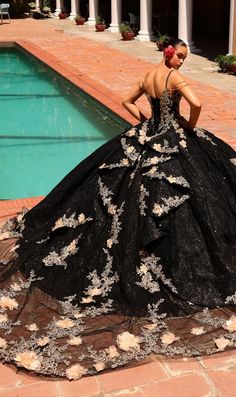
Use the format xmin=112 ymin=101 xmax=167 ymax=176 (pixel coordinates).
xmin=0 ymin=46 xmax=129 ymax=199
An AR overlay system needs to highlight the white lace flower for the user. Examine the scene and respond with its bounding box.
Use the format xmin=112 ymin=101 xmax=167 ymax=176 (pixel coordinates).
xmin=223 ymin=315 xmax=236 ymax=332
xmin=121 ymin=158 xmax=129 ymax=166
xmin=55 ymin=318 xmax=75 ymax=329
xmin=73 ymin=311 xmax=84 ymax=319
xmin=0 ymin=232 xmax=11 ymax=240
xmin=153 ymin=203 xmax=163 ymax=215
xmin=127 ymin=146 xmax=135 ymax=154
xmin=126 ymin=128 xmax=136 ymax=137
xmin=167 ymin=176 xmax=177 ymax=184
xmin=116 ymin=331 xmax=141 ymax=352
xmin=52 ymin=218 xmax=64 ymax=231
xmin=68 ymin=239 xmax=78 ymax=253
xmin=150 ymin=156 xmax=159 ymax=164
xmin=191 ymin=327 xmax=205 ymax=335
xmin=67 ymin=336 xmax=83 ymax=346
xmin=66 ymin=363 xmax=87 ymax=380
xmin=105 ymin=345 xmax=120 ymax=358
xmin=37 ymin=337 xmax=50 ymax=347
xmin=93 ymin=362 xmax=105 ymax=372
xmin=138 ymin=136 xmax=146 ymax=145
xmin=153 ymin=143 xmax=162 ymax=152
xmin=25 ymin=323 xmax=39 ymax=332
xmin=78 ymin=213 xmax=86 ymax=224
xmin=0 ymin=337 xmax=7 ymax=349
xmin=0 ymin=296 xmax=19 ymax=311
xmin=143 ymin=324 xmax=157 ymax=331
xmin=81 ymin=296 xmax=95 ymax=304
xmin=14 ymin=351 xmax=42 ymax=371
xmin=0 ymin=314 xmax=8 ymax=323
xmin=87 ymin=287 xmax=102 ymax=297
xmin=139 ymin=264 xmax=148 ymax=274
xmin=214 ymin=337 xmax=230 ymax=350
xmin=179 ymin=140 xmax=187 ymax=148
xmin=108 ymin=205 xmax=117 ymax=215
xmin=161 ymin=332 xmax=179 ymax=345
xmin=10 ymin=282 xmax=22 ymax=292
xmin=149 ymin=166 xmax=157 ymax=174
xmin=106 ymin=239 xmax=113 ymax=248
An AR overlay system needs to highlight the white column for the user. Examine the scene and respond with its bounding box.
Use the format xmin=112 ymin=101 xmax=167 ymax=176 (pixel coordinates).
xmin=69 ymin=0 xmax=79 ymax=20
xmin=178 ymin=0 xmax=197 ymax=52
xmin=109 ymin=0 xmax=122 ymax=33
xmin=228 ymin=0 xmax=235 ymax=54
xmin=136 ymin=0 xmax=154 ymax=42
xmin=54 ymin=0 xmax=63 ymax=16
xmin=35 ymin=0 xmax=41 ymax=10
xmin=86 ymin=0 xmax=98 ymax=26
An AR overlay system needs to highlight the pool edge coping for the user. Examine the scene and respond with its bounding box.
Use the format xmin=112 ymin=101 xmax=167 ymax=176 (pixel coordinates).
xmin=0 ymin=39 xmax=138 ymax=217
xmin=15 ymin=39 xmax=138 ymax=126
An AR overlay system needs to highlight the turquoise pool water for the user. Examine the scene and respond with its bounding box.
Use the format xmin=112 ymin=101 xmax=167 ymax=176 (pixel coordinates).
xmin=0 ymin=47 xmax=129 ymax=199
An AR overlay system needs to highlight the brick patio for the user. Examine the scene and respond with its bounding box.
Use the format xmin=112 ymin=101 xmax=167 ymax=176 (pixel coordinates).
xmin=0 ymin=18 xmax=236 ymax=397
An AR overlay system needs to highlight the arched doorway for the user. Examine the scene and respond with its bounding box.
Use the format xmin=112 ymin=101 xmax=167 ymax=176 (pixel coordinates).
xmin=193 ymin=0 xmax=230 ymax=58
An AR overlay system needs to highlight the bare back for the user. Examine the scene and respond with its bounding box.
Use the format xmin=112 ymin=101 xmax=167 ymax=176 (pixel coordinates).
xmin=142 ymin=65 xmax=175 ymax=98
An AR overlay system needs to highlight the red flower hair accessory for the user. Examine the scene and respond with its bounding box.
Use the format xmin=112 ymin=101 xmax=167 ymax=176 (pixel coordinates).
xmin=164 ymin=45 xmax=175 ymax=59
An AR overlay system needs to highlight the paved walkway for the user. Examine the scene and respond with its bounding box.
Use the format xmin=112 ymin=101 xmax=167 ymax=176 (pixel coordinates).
xmin=0 ymin=18 xmax=236 ymax=397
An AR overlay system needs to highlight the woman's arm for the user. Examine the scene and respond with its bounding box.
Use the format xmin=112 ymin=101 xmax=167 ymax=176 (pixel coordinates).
xmin=122 ymin=81 xmax=147 ymax=122
xmin=172 ymin=73 xmax=202 ymax=129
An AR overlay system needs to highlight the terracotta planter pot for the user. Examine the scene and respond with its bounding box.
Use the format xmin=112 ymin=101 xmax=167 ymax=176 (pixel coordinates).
xmin=95 ymin=23 xmax=106 ymax=32
xmin=156 ymin=42 xmax=164 ymax=51
xmin=75 ymin=18 xmax=85 ymax=25
xmin=229 ymin=64 xmax=236 ymax=75
xmin=59 ymin=13 xmax=67 ymax=19
xmin=121 ymin=32 xmax=135 ymax=41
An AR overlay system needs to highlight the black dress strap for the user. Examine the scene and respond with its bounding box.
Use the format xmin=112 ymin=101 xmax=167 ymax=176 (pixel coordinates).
xmin=165 ymin=69 xmax=175 ymax=89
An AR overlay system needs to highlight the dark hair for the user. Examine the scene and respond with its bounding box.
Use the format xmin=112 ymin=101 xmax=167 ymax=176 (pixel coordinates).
xmin=163 ymin=37 xmax=187 ymax=49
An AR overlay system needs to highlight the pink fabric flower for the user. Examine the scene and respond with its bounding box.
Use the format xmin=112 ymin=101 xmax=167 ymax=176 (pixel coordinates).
xmin=164 ymin=45 xmax=175 ymax=59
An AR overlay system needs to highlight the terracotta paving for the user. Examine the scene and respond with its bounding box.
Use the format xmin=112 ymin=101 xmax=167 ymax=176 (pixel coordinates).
xmin=0 ymin=18 xmax=236 ymax=396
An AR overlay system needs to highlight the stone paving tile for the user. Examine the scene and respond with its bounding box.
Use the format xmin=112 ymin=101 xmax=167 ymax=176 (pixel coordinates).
xmin=58 ymin=376 xmax=101 ymax=397
xmin=208 ymin=370 xmax=236 ymax=397
xmin=0 ymin=381 xmax=60 ymax=397
xmin=0 ymin=364 xmax=48 ymax=389
xmin=199 ymin=351 xmax=236 ymax=371
xmin=106 ymin=390 xmax=144 ymax=397
xmin=140 ymin=374 xmax=214 ymax=397
xmin=97 ymin=361 xmax=168 ymax=393
xmin=159 ymin=356 xmax=203 ymax=375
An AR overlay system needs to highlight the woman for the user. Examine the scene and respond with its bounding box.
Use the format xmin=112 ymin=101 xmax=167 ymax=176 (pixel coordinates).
xmin=0 ymin=38 xmax=235 ymax=380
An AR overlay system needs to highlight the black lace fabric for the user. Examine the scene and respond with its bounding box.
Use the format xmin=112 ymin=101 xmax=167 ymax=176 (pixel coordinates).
xmin=0 ymin=90 xmax=236 ymax=380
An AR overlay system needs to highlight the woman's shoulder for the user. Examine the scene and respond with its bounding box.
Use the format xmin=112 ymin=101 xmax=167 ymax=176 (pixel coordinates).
xmin=168 ymin=69 xmax=189 ymax=90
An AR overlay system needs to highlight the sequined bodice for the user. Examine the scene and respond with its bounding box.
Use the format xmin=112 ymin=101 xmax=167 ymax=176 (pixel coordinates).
xmin=146 ymin=90 xmax=181 ymax=128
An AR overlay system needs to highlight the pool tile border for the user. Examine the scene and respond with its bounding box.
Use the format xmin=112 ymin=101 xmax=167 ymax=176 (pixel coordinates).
xmin=15 ymin=39 xmax=137 ymax=126
xmin=0 ymin=39 xmax=139 ymax=220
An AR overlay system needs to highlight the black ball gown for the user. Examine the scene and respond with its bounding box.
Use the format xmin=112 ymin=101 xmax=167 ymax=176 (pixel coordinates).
xmin=0 ymin=83 xmax=236 ymax=380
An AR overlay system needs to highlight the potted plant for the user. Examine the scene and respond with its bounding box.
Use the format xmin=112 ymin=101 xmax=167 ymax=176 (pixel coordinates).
xmin=42 ymin=6 xmax=51 ymax=14
xmin=42 ymin=0 xmax=50 ymax=14
xmin=95 ymin=16 xmax=106 ymax=32
xmin=28 ymin=2 xmax=36 ymax=9
xmin=119 ymin=21 xmax=135 ymax=41
xmin=215 ymin=54 xmax=236 ymax=75
xmin=156 ymin=32 xmax=169 ymax=51
xmin=74 ymin=14 xmax=86 ymax=25
xmin=59 ymin=8 xmax=68 ymax=19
